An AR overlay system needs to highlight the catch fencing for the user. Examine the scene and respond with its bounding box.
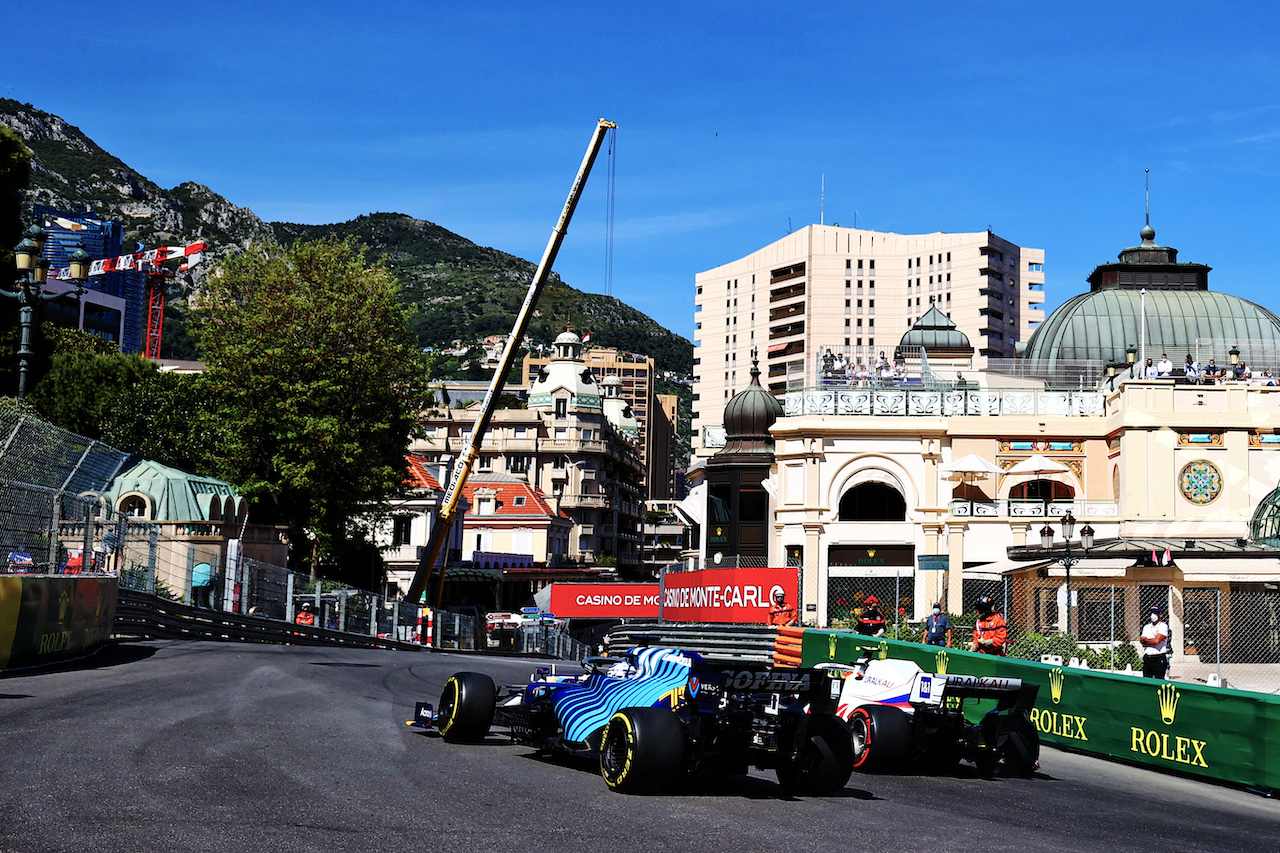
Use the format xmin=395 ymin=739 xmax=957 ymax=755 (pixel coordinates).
xmin=825 ymin=573 xmax=1280 ymax=694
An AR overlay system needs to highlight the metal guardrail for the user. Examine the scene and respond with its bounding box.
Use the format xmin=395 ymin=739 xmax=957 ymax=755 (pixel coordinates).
xmin=114 ymin=588 xmax=424 ymax=651
xmin=607 ymin=622 xmax=779 ymax=664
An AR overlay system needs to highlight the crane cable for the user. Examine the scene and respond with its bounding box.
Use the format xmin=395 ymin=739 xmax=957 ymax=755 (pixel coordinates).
xmin=604 ymin=126 xmax=617 ymax=297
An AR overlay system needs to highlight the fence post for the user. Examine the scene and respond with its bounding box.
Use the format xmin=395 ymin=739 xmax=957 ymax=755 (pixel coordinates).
xmin=1217 ymin=587 xmax=1223 ymax=685
xmin=82 ymin=502 xmax=94 ymax=574
xmin=186 ymin=546 xmax=196 ymax=605
xmin=391 ymin=596 xmax=400 ymax=641
xmin=285 ymin=572 xmax=295 ymax=623
xmin=1110 ymin=584 xmax=1116 ymax=671
xmin=47 ymin=493 xmax=60 ymax=571
xmin=369 ymin=594 xmax=378 ymax=637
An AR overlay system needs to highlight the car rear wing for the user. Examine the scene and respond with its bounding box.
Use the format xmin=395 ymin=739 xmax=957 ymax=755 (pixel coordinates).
xmin=914 ymin=673 xmax=1038 ymax=711
xmin=708 ymin=666 xmax=844 ymax=715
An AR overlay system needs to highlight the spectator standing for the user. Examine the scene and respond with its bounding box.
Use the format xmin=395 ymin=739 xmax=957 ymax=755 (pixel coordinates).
xmin=1139 ymin=605 xmax=1171 ymax=678
xmin=922 ymin=602 xmax=952 ymax=647
xmin=855 ymin=596 xmax=887 ymax=637
xmin=969 ymin=595 xmax=1007 ymax=655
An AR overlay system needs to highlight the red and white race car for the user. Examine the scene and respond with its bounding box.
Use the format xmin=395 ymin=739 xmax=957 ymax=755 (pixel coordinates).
xmin=818 ymin=654 xmax=1040 ymax=777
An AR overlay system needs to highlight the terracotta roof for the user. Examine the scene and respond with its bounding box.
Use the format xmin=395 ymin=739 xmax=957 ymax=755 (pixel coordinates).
xmin=462 ymin=475 xmax=570 ymax=520
xmin=404 ymin=454 xmax=443 ymax=491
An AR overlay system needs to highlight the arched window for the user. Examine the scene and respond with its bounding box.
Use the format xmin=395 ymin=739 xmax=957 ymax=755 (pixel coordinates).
xmin=838 ymin=482 xmax=906 ymax=521
xmin=119 ymin=495 xmax=149 ymax=519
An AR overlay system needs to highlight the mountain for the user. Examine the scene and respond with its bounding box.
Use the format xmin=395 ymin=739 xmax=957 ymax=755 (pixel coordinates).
xmin=0 ymin=99 xmax=693 ymax=375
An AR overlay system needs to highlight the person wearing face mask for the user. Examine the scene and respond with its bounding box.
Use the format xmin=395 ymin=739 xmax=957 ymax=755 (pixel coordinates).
xmin=1139 ymin=604 xmax=1171 ymax=679
xmin=922 ymin=601 xmax=952 ymax=647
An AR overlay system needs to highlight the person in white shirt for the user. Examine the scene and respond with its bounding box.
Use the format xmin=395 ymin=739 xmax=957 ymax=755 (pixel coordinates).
xmin=1183 ymin=355 xmax=1200 ymax=384
xmin=1139 ymin=604 xmax=1171 ymax=679
xmin=1157 ymin=354 xmax=1173 ymax=377
xmin=1265 ymin=369 xmax=1278 ymax=387
xmin=1144 ymin=358 xmax=1159 ymax=379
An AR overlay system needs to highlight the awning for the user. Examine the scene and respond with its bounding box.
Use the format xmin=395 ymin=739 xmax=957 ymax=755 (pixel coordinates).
xmin=767 ymin=342 xmax=787 ymax=354
xmin=1176 ymin=557 xmax=1280 ymax=582
xmin=974 ymin=557 xmax=1134 ymax=577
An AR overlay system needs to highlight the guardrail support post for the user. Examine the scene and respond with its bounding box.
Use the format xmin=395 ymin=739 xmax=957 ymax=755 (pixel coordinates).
xmin=285 ymin=572 xmax=295 ymax=623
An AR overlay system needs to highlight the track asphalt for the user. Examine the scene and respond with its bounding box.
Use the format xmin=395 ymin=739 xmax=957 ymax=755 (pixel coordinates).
xmin=1 ymin=641 xmax=1276 ymax=853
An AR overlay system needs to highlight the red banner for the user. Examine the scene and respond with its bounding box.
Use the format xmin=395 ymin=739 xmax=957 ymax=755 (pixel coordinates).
xmin=547 ymin=583 xmax=659 ymax=618
xmin=661 ymin=567 xmax=799 ymax=624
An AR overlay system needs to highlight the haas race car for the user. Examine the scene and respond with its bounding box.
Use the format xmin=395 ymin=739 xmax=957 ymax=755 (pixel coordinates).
xmin=413 ymin=646 xmax=854 ymax=795
xmin=822 ymin=653 xmax=1040 ymax=777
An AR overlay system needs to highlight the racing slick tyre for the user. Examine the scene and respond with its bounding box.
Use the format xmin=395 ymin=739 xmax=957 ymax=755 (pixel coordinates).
xmin=437 ymin=672 xmax=497 ymax=743
xmin=776 ymin=714 xmax=854 ymax=796
xmin=976 ymin=713 xmax=1040 ymax=778
xmin=849 ymin=704 xmax=913 ymax=772
xmin=599 ymin=707 xmax=685 ymax=793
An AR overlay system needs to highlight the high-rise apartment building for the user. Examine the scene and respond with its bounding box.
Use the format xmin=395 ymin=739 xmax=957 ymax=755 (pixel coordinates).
xmin=34 ymin=204 xmax=145 ymax=353
xmin=692 ymin=225 xmax=1044 ymax=448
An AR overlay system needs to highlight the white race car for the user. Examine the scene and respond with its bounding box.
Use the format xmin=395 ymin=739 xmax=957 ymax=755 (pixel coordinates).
xmin=819 ymin=654 xmax=1040 ymax=777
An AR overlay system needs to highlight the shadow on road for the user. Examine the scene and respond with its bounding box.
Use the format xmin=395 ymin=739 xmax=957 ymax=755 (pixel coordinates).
xmin=1 ymin=640 xmax=158 ymax=679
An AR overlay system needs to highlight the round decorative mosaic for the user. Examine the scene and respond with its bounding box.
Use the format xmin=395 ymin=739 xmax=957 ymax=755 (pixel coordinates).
xmin=1178 ymin=459 xmax=1223 ymax=505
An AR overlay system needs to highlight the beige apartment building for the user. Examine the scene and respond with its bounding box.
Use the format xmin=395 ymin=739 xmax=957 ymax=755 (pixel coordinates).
xmin=524 ymin=346 xmax=674 ymax=500
xmin=692 ymin=225 xmax=1045 ymax=452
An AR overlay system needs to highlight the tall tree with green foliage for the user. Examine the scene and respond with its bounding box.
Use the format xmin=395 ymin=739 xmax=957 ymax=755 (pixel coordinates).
xmin=191 ymin=238 xmax=428 ymax=577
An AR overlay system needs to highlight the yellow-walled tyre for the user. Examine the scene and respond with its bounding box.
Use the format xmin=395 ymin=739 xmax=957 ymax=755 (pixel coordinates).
xmin=437 ymin=672 xmax=496 ymax=743
xmin=599 ymin=707 xmax=685 ymax=793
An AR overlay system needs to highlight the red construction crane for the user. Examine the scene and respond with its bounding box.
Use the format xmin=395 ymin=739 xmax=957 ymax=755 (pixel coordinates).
xmin=53 ymin=240 xmax=208 ymax=358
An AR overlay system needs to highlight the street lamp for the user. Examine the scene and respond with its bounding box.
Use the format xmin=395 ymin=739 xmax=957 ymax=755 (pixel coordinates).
xmin=1106 ymin=361 xmax=1117 ymax=391
xmin=1126 ymin=344 xmax=1137 ymax=378
xmin=3 ymin=225 xmax=90 ymax=399
xmin=1040 ymin=511 xmax=1094 ymax=636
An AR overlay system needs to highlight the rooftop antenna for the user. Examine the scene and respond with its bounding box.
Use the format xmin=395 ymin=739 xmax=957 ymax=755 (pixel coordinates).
xmin=821 ymin=173 xmax=825 ymax=226
xmin=1145 ymin=168 xmax=1150 ymax=227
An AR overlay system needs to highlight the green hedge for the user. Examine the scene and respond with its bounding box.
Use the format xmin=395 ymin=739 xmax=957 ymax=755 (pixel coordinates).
xmin=800 ymin=629 xmax=1279 ymax=793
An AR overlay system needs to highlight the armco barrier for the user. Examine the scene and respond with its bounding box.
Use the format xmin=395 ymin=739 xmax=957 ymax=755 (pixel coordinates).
xmin=114 ymin=588 xmax=422 ymax=651
xmin=0 ymin=574 xmax=118 ymax=673
xmin=796 ymin=629 xmax=1280 ymax=793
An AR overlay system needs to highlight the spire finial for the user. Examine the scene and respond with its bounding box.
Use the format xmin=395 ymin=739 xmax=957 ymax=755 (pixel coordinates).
xmin=1145 ymin=168 xmax=1150 ymax=227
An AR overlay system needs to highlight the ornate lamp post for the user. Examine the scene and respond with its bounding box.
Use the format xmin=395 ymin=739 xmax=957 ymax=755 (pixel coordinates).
xmin=1040 ymin=511 xmax=1094 ymax=636
xmin=3 ymin=225 xmax=90 ymax=399
xmin=1106 ymin=361 xmax=1117 ymax=391
xmin=1126 ymin=344 xmax=1138 ymax=378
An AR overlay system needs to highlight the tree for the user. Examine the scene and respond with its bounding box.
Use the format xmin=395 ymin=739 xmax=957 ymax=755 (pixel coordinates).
xmin=28 ymin=349 xmax=155 ymax=439
xmin=191 ymin=238 xmax=428 ymax=578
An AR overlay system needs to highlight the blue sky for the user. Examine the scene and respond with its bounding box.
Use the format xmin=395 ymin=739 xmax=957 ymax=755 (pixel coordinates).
xmin=6 ymin=2 xmax=1280 ymax=339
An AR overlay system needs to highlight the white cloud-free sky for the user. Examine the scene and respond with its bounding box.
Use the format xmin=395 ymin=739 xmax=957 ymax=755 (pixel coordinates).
xmin=6 ymin=1 xmax=1280 ymax=338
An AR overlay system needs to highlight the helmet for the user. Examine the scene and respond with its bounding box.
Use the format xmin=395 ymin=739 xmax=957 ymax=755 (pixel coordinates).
xmin=864 ymin=596 xmax=879 ymax=606
xmin=773 ymin=589 xmax=786 ymax=603
xmin=301 ymin=603 xmax=313 ymax=610
xmin=974 ymin=595 xmax=995 ymax=614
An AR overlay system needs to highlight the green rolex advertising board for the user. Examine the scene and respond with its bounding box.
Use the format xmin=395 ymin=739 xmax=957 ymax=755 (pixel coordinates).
xmin=800 ymin=629 xmax=1279 ymax=793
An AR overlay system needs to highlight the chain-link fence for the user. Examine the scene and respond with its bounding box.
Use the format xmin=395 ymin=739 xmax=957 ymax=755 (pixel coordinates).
xmin=825 ymin=573 xmax=1280 ymax=695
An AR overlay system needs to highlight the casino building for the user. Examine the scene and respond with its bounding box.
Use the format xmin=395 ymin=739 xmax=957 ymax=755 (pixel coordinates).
xmin=687 ymin=222 xmax=1280 ymax=680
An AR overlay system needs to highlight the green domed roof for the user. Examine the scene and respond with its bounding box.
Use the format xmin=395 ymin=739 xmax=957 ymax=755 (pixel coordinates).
xmin=899 ymin=306 xmax=972 ymax=352
xmin=1023 ymin=224 xmax=1280 ymax=367
xmin=1024 ymin=288 xmax=1280 ymax=366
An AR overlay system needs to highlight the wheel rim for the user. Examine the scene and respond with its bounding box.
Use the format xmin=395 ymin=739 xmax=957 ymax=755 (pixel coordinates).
xmin=850 ymin=713 xmax=870 ymax=761
xmin=438 ymin=678 xmax=458 ymax=732
xmin=601 ymin=721 xmax=628 ymax=780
